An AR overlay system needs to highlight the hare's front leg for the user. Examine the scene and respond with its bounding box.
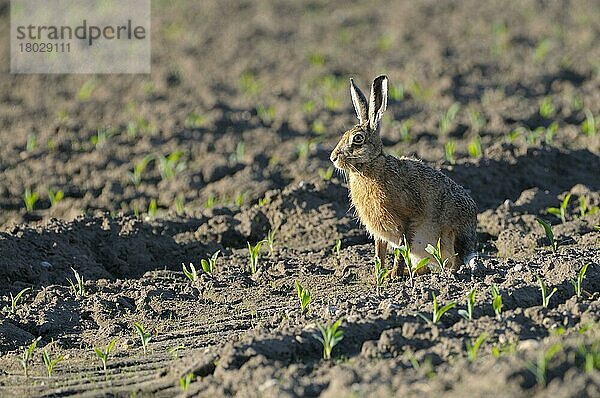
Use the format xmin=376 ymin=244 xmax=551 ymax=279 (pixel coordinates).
xmin=389 ymin=238 xmax=405 ymax=279
xmin=375 ymin=238 xmax=388 ymax=270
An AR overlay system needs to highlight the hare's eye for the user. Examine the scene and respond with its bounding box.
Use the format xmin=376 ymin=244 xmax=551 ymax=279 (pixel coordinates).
xmin=352 ymin=133 xmax=365 ymax=145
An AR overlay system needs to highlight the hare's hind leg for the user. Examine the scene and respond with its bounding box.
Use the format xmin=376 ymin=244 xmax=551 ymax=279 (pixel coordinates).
xmin=390 ymin=237 xmax=405 ymax=278
xmin=440 ymin=231 xmax=458 ymax=270
xmin=409 ymin=223 xmax=439 ymax=267
xmin=375 ymin=238 xmax=388 ymax=270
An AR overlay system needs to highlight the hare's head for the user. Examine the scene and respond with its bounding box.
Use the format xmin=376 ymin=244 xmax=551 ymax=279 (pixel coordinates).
xmin=330 ymin=75 xmax=388 ymax=172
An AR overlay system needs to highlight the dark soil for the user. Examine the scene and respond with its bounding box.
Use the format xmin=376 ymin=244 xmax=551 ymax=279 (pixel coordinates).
xmin=1 ymin=0 xmax=599 ymax=397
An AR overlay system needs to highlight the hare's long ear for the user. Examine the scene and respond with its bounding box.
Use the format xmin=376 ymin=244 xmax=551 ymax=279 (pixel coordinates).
xmin=350 ymin=78 xmax=368 ymax=125
xmin=368 ymin=75 xmax=388 ymax=131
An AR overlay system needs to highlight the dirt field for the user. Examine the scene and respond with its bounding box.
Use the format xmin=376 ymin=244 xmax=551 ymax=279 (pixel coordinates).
xmin=1 ymin=0 xmax=600 ymax=396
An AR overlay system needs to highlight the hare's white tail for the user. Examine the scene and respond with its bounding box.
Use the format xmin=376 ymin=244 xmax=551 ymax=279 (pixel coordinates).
xmin=463 ymin=252 xmax=478 ymax=267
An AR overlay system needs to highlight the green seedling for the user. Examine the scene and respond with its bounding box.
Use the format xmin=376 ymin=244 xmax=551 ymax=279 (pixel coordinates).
xmin=184 ymin=112 xmax=206 ymax=129
xmin=534 ymin=39 xmax=553 ymax=63
xmin=42 ymin=349 xmax=65 ymax=377
xmin=399 ymin=119 xmax=413 ymax=142
xmin=67 ymin=267 xmax=85 ymax=297
xmin=314 ymin=318 xmax=344 ymax=360
xmin=22 ymin=337 xmax=41 ymax=377
xmin=10 ymin=287 xmax=30 ymax=314
xmin=77 ymin=78 xmax=97 ymax=100
xmin=547 ymin=193 xmax=571 ymax=223
xmin=295 ymin=280 xmax=312 ymax=315
xmin=333 ymin=239 xmax=342 ymax=258
xmin=406 ymin=350 xmax=436 ymax=379
xmin=26 ymin=132 xmax=38 ymax=152
xmin=491 ymin=285 xmax=503 ymax=319
xmin=180 ymin=372 xmax=195 ymax=392
xmin=492 ymin=341 xmax=517 ymax=358
xmin=168 ymin=345 xmax=185 ymax=359
xmin=205 ymin=194 xmax=216 ymax=209
xmin=133 ymin=322 xmax=152 ymax=355
xmin=395 ymin=240 xmax=430 ymax=286
xmin=158 ymin=151 xmax=186 ymax=180
xmin=127 ymin=116 xmax=154 ymax=137
xmin=257 ymin=196 xmax=269 ymax=206
xmin=94 ymin=338 xmax=117 ymax=379
xmin=91 ymin=127 xmax=117 ymax=148
xmin=544 ymin=122 xmax=558 ymax=144
xmin=230 ymin=142 xmax=245 ymax=163
xmin=582 ymin=109 xmax=597 ymax=136
xmin=238 ymin=71 xmax=261 ymax=98
xmin=182 ymin=263 xmax=198 ymax=282
xmin=235 ymin=192 xmax=246 ymax=207
xmin=539 ymin=96 xmax=555 ymax=118
xmin=324 ymin=94 xmax=341 ymax=112
xmin=47 ymin=188 xmax=64 ymax=207
xmin=318 ymin=167 xmax=334 ymax=181
xmin=374 ymin=256 xmax=389 ymax=295
xmin=571 ymin=263 xmax=590 ymax=298
xmin=535 ymin=217 xmax=558 ymax=252
xmin=468 ymin=135 xmax=483 ymax=158
xmin=175 ymin=195 xmax=185 ymax=215
xmin=296 ymin=141 xmax=310 ymax=159
xmin=257 ymin=104 xmax=276 ymax=124
xmin=468 ymin=108 xmax=486 ymax=133
xmin=466 ymin=332 xmax=488 ymax=362
xmin=444 ymin=141 xmax=456 ymax=164
xmin=439 ymin=102 xmax=461 ymax=134
xmin=265 ymin=230 xmax=276 ymax=257
xmin=24 ymin=188 xmax=38 ymax=212
xmin=526 ymin=343 xmax=561 ymax=387
xmin=425 ymin=239 xmax=453 ymax=273
xmin=302 ymin=100 xmax=316 ymax=114
xmin=578 ymin=196 xmax=599 ymax=218
xmin=312 ymin=119 xmax=327 ymax=135
xmin=417 ymin=292 xmax=457 ymax=324
xmin=247 ymin=241 xmax=265 ymax=275
xmin=200 ymin=250 xmax=220 ymax=275
xmin=307 ymin=52 xmax=325 ymax=66
xmin=577 ymin=342 xmax=600 ymax=373
xmin=148 ymin=199 xmax=158 ymax=217
xmin=537 ymin=275 xmax=557 ymax=308
xmin=388 ymin=83 xmax=404 ymax=101
xmin=572 ymin=96 xmax=584 ymax=112
xmin=129 ymin=154 xmax=154 ymax=187
xmin=458 ymin=288 xmax=477 ymax=321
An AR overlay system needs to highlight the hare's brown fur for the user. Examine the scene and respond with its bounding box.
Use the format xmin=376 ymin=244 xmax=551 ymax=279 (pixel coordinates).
xmin=331 ymin=76 xmax=477 ymax=275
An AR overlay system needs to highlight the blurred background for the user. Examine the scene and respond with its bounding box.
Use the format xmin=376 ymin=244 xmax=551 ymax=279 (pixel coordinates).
xmin=0 ymin=0 xmax=599 ymax=227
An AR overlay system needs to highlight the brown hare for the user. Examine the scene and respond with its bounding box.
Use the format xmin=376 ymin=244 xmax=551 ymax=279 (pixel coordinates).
xmin=330 ymin=75 xmax=478 ymax=277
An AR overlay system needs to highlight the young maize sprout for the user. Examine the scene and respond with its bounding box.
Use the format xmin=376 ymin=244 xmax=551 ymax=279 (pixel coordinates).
xmin=458 ymin=288 xmax=477 ymax=321
xmin=200 ymin=250 xmax=220 ymax=274
xmin=21 ymin=337 xmax=41 ymax=378
xmin=247 ymin=241 xmax=265 ymax=275
xmin=571 ymin=263 xmax=590 ymax=298
xmin=42 ymin=349 xmax=65 ymax=377
xmin=374 ymin=256 xmax=389 ymax=295
xmin=133 ymin=322 xmax=152 ymax=355
xmin=295 ymin=280 xmax=312 ymax=315
xmin=314 ymin=318 xmax=344 ymax=360
xmin=417 ymin=292 xmax=457 ymax=324
xmin=395 ymin=238 xmax=430 ymax=286
xmin=537 ymin=275 xmax=557 ymax=308
xmin=94 ymin=338 xmax=117 ymax=380
xmin=182 ymin=263 xmax=199 ymax=282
